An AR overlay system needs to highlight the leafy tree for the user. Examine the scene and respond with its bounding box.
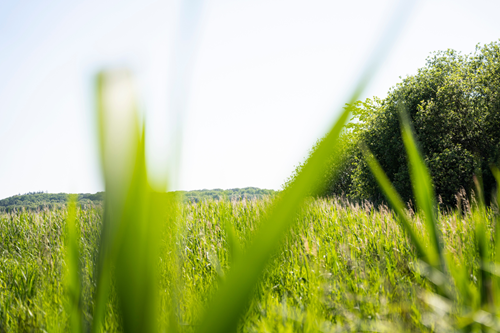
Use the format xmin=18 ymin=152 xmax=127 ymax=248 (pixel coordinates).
xmin=319 ymin=41 xmax=500 ymax=206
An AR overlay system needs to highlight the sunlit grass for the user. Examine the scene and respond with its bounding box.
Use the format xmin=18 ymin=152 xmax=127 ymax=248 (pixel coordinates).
xmin=3 ymin=196 xmax=498 ymax=332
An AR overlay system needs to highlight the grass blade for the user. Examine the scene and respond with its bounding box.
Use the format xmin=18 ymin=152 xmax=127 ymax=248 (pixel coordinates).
xmin=360 ymin=144 xmax=435 ymax=266
xmin=444 ymin=250 xmax=472 ymax=305
xmin=476 ymin=212 xmax=492 ymax=309
xmin=195 ymin=3 xmax=416 ymax=331
xmin=93 ymin=70 xmax=164 ymax=332
xmin=91 ymin=202 xmax=113 ymax=333
xmin=113 ymin=130 xmax=159 ymax=333
xmin=65 ymin=194 xmax=83 ymax=333
xmin=92 ymin=69 xmax=140 ymax=333
xmin=399 ymin=108 xmax=443 ymax=269
xmin=223 ymin=214 xmax=242 ymax=265
xmin=492 ymin=167 xmax=500 ymax=264
xmin=492 ymin=166 xmax=500 ymax=308
xmin=196 ymin=101 xmax=350 ymax=333
xmin=472 ymin=174 xmax=492 ymax=308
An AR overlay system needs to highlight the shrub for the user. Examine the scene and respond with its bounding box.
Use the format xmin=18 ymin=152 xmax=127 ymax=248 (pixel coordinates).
xmin=322 ymin=41 xmax=500 ymax=206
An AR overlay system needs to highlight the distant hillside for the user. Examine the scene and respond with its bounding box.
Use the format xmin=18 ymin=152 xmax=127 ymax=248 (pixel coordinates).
xmin=0 ymin=192 xmax=104 ymax=212
xmin=173 ymin=187 xmax=276 ymax=203
xmin=0 ymin=188 xmax=276 ymax=212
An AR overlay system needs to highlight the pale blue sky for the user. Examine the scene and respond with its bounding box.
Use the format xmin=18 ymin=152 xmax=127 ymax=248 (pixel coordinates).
xmin=1 ymin=0 xmax=500 ymax=199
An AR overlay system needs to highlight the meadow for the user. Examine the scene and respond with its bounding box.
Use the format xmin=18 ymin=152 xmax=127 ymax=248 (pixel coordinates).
xmin=3 ymin=3 xmax=500 ymax=331
xmin=0 ymin=193 xmax=491 ymax=332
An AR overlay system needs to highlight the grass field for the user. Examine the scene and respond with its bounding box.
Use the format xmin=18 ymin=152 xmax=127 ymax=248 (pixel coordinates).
xmin=0 ymin=194 xmax=490 ymax=332
xmin=3 ymin=3 xmax=497 ymax=332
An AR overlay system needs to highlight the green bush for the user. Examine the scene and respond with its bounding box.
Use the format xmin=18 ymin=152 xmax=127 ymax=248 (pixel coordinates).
xmin=321 ymin=41 xmax=500 ymax=206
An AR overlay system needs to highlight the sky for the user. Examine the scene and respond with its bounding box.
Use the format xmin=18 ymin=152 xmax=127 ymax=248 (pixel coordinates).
xmin=1 ymin=0 xmax=500 ymax=199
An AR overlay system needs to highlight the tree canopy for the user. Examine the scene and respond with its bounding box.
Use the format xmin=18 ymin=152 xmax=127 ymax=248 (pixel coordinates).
xmin=320 ymin=41 xmax=500 ymax=206
xmin=0 ymin=192 xmax=104 ymax=212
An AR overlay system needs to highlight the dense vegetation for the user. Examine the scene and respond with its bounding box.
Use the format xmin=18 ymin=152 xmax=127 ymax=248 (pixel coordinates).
xmin=0 ymin=192 xmax=104 ymax=212
xmin=317 ymin=41 xmax=500 ymax=206
xmin=173 ymin=187 xmax=276 ymax=203
xmin=0 ymin=196 xmax=490 ymax=332
xmin=0 ymin=188 xmax=275 ymax=212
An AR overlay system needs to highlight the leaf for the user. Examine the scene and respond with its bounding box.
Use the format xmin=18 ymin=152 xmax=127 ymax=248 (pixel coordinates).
xmin=65 ymin=194 xmax=83 ymax=333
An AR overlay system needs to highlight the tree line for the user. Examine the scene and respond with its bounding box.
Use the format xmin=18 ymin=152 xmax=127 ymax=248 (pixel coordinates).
xmin=0 ymin=188 xmax=276 ymax=212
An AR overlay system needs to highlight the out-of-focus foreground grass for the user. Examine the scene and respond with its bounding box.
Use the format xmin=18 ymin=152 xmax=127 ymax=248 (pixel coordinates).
xmin=0 ymin=195 xmax=490 ymax=332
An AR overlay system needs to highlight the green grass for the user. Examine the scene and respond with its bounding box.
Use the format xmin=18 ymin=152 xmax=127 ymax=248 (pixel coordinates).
xmin=1 ymin=195 xmax=495 ymax=332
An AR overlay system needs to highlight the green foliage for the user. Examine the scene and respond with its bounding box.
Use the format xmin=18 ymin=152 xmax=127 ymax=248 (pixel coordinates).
xmin=321 ymin=41 xmax=500 ymax=206
xmin=0 ymin=192 xmax=104 ymax=212
xmin=364 ymin=106 xmax=500 ymax=331
xmin=0 ymin=189 xmax=275 ymax=212
xmin=175 ymin=187 xmax=277 ymax=203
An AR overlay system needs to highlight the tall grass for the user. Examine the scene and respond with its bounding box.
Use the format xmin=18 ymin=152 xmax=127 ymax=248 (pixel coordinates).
xmin=3 ymin=195 xmax=499 ymax=332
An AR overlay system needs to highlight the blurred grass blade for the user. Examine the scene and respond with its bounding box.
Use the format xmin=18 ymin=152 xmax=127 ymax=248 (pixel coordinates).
xmin=492 ymin=167 xmax=500 ymax=266
xmin=195 ymin=3 xmax=416 ymax=331
xmin=470 ymin=170 xmax=491 ymax=308
xmin=360 ymin=144 xmax=434 ymax=265
xmin=93 ymin=70 xmax=165 ymax=332
xmin=65 ymin=194 xmax=83 ymax=333
xmin=114 ymin=129 xmax=160 ymax=333
xmin=472 ymin=173 xmax=485 ymax=208
xmin=490 ymin=166 xmax=500 ymax=308
xmin=475 ymin=212 xmax=492 ymax=308
xmin=472 ymin=171 xmax=490 ymax=308
xmin=196 ymin=100 xmax=350 ymax=333
xmin=221 ymin=204 xmax=242 ymax=264
xmin=444 ymin=251 xmax=472 ymax=304
xmin=399 ymin=108 xmax=443 ymax=269
xmin=92 ymin=70 xmax=141 ymax=333
xmin=91 ymin=203 xmax=113 ymax=333
xmin=160 ymin=193 xmax=182 ymax=333
xmin=224 ymin=219 xmax=242 ymax=264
